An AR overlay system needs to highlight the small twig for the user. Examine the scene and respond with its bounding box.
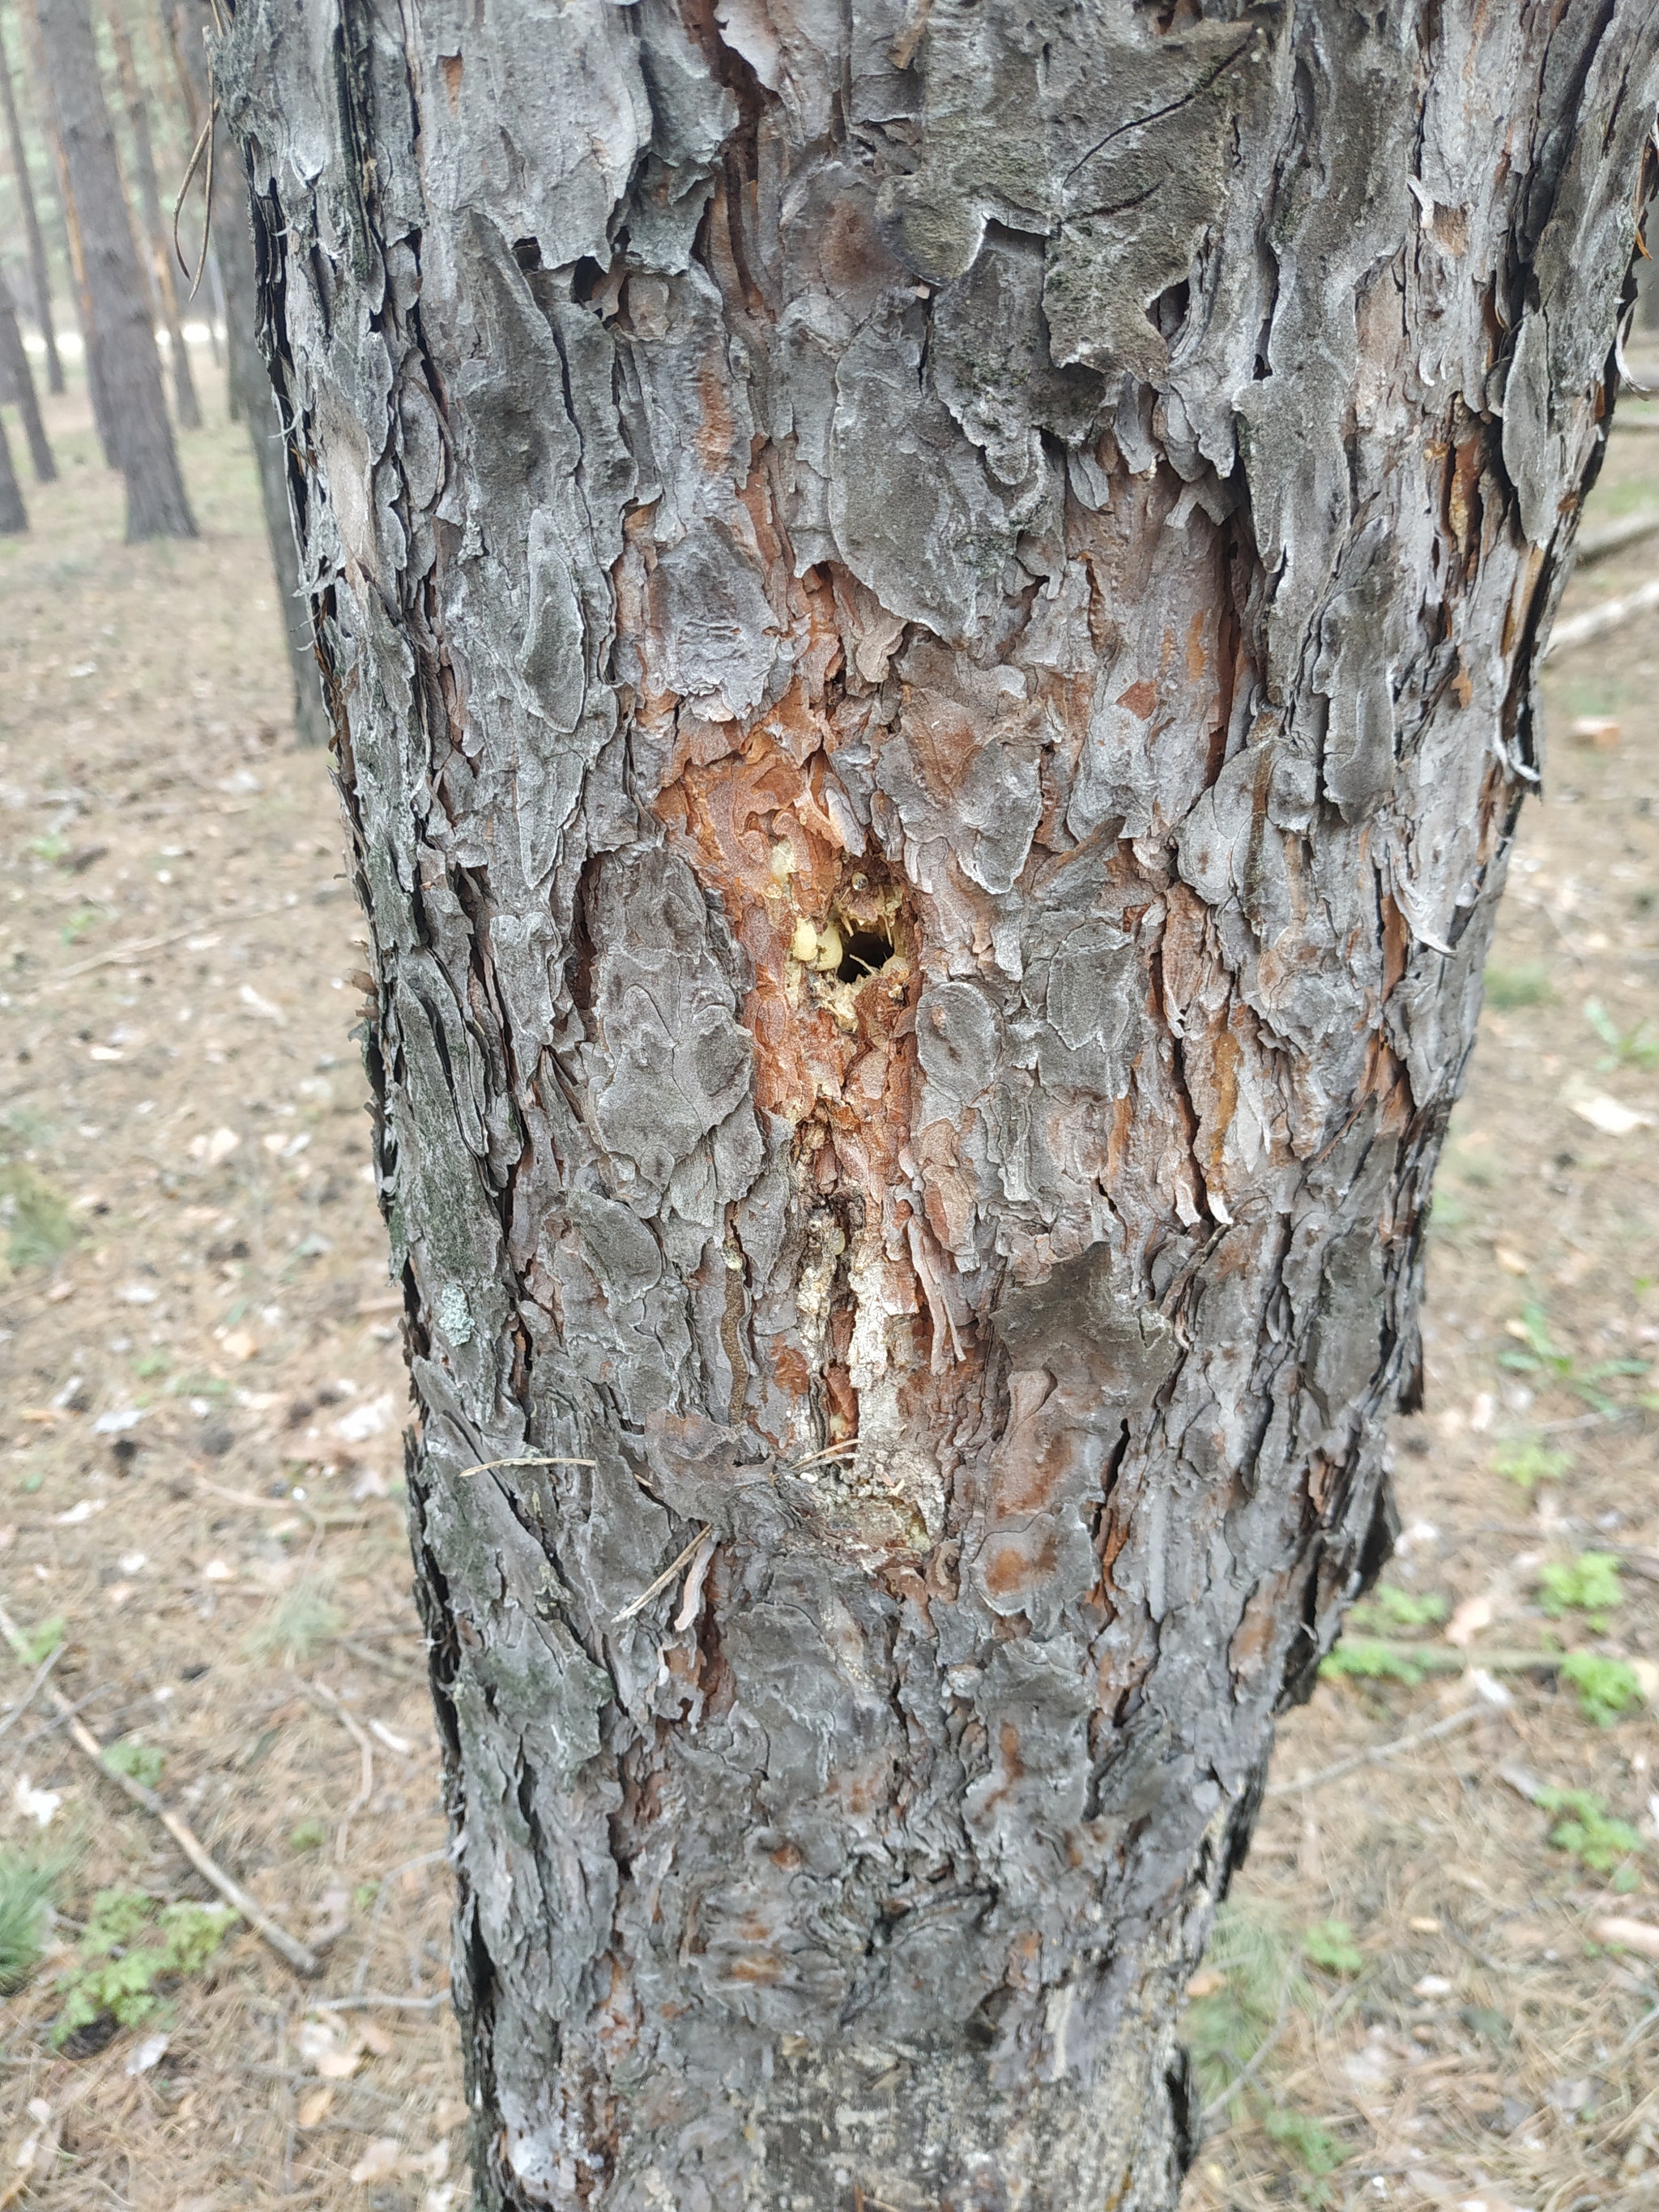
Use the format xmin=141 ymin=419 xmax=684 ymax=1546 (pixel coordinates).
xmin=1614 ymin=2001 xmax=1659 ymax=2060
xmin=0 ymin=1599 xmax=319 ymax=1977
xmin=0 ymin=1644 xmax=63 ymax=1744
xmin=782 ymin=1443 xmax=858 ymax=1473
xmin=309 ymin=1991 xmax=450 ymax=2013
xmin=612 ymin=1527 xmax=714 ymax=1625
xmin=1265 ymin=1702 xmax=1488 ymax=1799
xmin=172 ymin=103 xmax=217 ymax=295
xmin=28 ymin=899 xmax=292 ymax=993
xmin=1201 ymin=1995 xmax=1293 ymax=2125
xmin=455 ymin=1453 xmax=596 ymax=1480
xmin=306 ymin=1679 xmax=374 ymax=1861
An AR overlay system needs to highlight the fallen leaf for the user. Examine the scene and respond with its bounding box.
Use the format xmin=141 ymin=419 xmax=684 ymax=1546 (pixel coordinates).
xmin=1414 ymin=1974 xmax=1454 ymax=1997
xmin=1185 ymin=1969 xmax=1223 ymax=1999
xmin=126 ymin=2033 xmax=169 ymax=2077
xmin=296 ymin=2086 xmax=335 ymax=2128
xmin=332 ymin=1391 xmax=396 ymax=1444
xmin=53 ymin=1499 xmax=104 ymax=1526
xmin=358 ymin=2018 xmax=394 ymax=2060
xmin=1493 ymin=1245 xmax=1528 ymax=1275
xmin=1570 ymin=1092 xmax=1653 ymax=1137
xmin=1408 ymin=1915 xmax=1443 ymax=1934
xmin=1569 ymin=715 xmax=1621 ymax=749
xmin=220 ymin=1330 xmax=258 ymax=1364
xmin=349 ymin=2138 xmax=404 ymax=2184
xmin=1593 ymin=1916 xmax=1659 ymax=1962
xmin=433 ymin=2097 xmax=468 ymax=2133
xmin=117 ymin=1283 xmax=159 ymax=1305
xmin=13 ymin=1774 xmax=62 ymax=1827
xmin=45 ymin=1281 xmax=75 ymax=1304
xmin=92 ymin=1406 xmax=145 ymax=1435
xmin=1445 ymin=1595 xmax=1493 ymax=1648
xmin=201 ymin=1560 xmax=234 ymax=1582
xmin=1630 ymin=1658 xmax=1659 ymax=1706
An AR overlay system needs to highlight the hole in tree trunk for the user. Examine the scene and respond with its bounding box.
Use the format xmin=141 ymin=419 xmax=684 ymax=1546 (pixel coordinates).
xmin=836 ymin=925 xmax=893 ymax=982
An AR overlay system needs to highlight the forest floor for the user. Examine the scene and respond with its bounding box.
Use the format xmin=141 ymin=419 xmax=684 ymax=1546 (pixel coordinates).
xmin=0 ymin=360 xmax=1656 ymax=2212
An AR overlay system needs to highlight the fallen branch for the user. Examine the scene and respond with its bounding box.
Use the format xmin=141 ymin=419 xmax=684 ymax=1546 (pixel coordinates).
xmin=1542 ymin=574 xmax=1659 ymax=659
xmin=0 ymin=1600 xmax=319 ymax=1978
xmin=1265 ymin=1702 xmax=1486 ymax=1799
xmin=1575 ymin=507 xmax=1659 ymax=566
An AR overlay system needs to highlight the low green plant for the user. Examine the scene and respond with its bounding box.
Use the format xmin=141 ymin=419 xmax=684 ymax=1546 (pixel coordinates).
xmin=1348 ymin=1584 xmax=1447 ymax=1634
xmin=53 ymin=1890 xmax=237 ymax=2045
xmin=289 ymin=1818 xmax=329 ymax=1855
xmin=1491 ymin=1437 xmax=1572 ymax=1491
xmin=1320 ymin=1637 xmax=1428 ymax=1686
xmin=1559 ymin=1651 xmax=1644 ymax=1728
xmin=6 ymin=1614 xmax=65 ymax=1668
xmin=0 ymin=1162 xmax=74 ymax=1275
xmin=1485 ymin=963 xmax=1552 ymax=1010
xmin=1301 ymin=1919 xmax=1363 ymax=1976
xmin=245 ymin=1579 xmax=342 ymax=1666
xmin=59 ymin=907 xmax=99 ymax=945
xmin=102 ymin=1739 xmax=166 ymax=1791
xmin=1536 ymin=1787 xmax=1644 ymax=1874
xmin=1184 ymin=1903 xmax=1301 ymax=2107
xmin=1537 ymin=1552 xmax=1623 ymax=1627
xmin=1584 ymin=997 xmax=1659 ymax=1070
xmin=1260 ymin=2103 xmax=1345 ymax=2182
xmin=0 ymin=1850 xmax=61 ymax=1992
xmin=1496 ymin=1305 xmax=1651 ymax=1416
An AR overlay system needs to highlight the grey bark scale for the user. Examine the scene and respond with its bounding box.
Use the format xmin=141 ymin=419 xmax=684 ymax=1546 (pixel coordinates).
xmin=220 ymin=3 xmax=1657 ymax=2207
xmin=109 ymin=7 xmax=203 ymax=433
xmin=0 ymin=277 xmax=58 ymax=482
xmin=32 ymin=0 xmax=194 ymax=539
xmin=164 ymin=0 xmax=328 ymax=743
xmin=0 ymin=15 xmax=65 ymax=395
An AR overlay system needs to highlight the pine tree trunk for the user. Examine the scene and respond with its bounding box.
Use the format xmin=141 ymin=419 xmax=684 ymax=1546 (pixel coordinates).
xmin=23 ymin=0 xmax=121 ymax=469
xmin=164 ymin=0 xmax=327 ymax=743
xmin=0 ymin=406 xmax=26 ymax=534
xmin=224 ymin=4 xmax=1658 ymax=2206
xmin=0 ymin=18 xmax=65 ymax=395
xmin=0 ymin=279 xmax=57 ymax=482
xmin=109 ymin=8 xmax=202 ymax=432
xmin=32 ymin=0 xmax=194 ymax=538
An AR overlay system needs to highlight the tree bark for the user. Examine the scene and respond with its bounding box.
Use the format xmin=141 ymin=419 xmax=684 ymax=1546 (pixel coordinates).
xmin=224 ymin=4 xmax=1658 ymax=2206
xmin=31 ymin=0 xmax=193 ymax=538
xmin=164 ymin=0 xmax=327 ymax=743
xmin=0 ymin=277 xmax=57 ymax=482
xmin=109 ymin=5 xmax=201 ymax=431
xmin=0 ymin=15 xmax=65 ymax=395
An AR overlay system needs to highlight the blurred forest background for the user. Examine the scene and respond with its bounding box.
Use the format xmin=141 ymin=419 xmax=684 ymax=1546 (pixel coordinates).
xmin=2 ymin=12 xmax=1659 ymax=2206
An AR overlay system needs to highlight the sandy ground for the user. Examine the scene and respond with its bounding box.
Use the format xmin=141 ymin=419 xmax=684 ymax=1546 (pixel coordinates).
xmin=0 ymin=358 xmax=1656 ymax=2212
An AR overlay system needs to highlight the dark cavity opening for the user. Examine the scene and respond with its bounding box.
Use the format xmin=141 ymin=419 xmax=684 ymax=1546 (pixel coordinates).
xmin=838 ymin=925 xmax=893 ymax=983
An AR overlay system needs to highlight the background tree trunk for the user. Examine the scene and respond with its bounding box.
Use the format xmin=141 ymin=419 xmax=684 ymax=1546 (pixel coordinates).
xmin=0 ymin=275 xmax=56 ymax=480
xmin=0 ymin=15 xmax=65 ymax=395
xmin=109 ymin=6 xmax=200 ymax=431
xmin=0 ymin=400 xmax=26 ymax=532
xmin=164 ymin=0 xmax=328 ymax=743
xmin=23 ymin=0 xmax=120 ymax=467
xmin=31 ymin=0 xmax=193 ymax=538
xmin=224 ymin=4 xmax=1658 ymax=2206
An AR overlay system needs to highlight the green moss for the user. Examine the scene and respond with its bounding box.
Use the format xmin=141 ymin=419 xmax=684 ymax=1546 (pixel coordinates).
xmin=1559 ymin=1651 xmax=1644 ymax=1728
xmin=1537 ymin=1552 xmax=1623 ymax=1625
